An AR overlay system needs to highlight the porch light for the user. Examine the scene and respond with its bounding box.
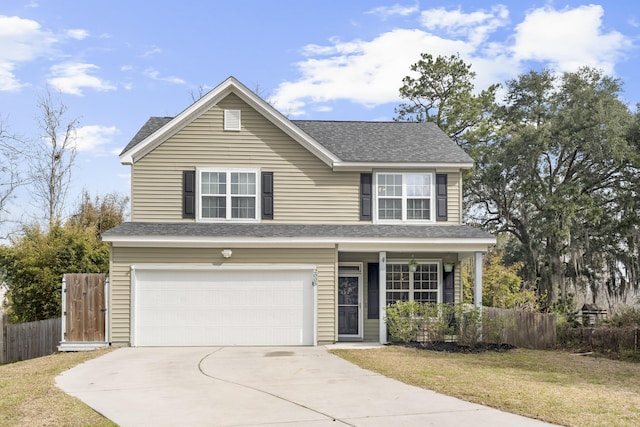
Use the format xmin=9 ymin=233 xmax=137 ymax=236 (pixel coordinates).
xmin=221 ymin=249 xmax=233 ymax=258
xmin=408 ymin=256 xmax=419 ymax=273
xmin=443 ymin=263 xmax=455 ymax=273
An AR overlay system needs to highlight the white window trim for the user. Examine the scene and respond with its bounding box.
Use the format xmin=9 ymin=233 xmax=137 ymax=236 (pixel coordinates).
xmin=385 ymin=259 xmax=442 ymax=304
xmin=374 ymin=172 xmax=436 ymax=224
xmin=196 ymin=167 xmax=261 ymax=223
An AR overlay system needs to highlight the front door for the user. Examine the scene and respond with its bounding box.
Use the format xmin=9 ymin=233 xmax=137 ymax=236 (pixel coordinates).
xmin=338 ymin=264 xmax=363 ymax=340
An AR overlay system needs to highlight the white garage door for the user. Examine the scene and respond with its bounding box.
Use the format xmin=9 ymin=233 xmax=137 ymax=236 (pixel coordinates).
xmin=132 ymin=267 xmax=316 ymax=346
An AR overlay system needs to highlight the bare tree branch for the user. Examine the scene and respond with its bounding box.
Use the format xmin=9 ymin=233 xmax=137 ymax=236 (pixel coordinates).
xmin=29 ymin=88 xmax=79 ymax=228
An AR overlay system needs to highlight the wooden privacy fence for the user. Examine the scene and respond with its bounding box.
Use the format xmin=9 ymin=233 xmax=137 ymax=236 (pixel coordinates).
xmin=0 ymin=313 xmax=62 ymax=364
xmin=483 ymin=307 xmax=557 ymax=349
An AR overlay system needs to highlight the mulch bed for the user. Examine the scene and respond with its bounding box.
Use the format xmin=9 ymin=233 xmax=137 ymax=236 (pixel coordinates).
xmin=396 ymin=341 xmax=516 ymax=353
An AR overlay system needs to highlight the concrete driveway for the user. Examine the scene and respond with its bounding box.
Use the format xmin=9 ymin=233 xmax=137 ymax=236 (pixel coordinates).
xmin=56 ymin=346 xmax=556 ymax=427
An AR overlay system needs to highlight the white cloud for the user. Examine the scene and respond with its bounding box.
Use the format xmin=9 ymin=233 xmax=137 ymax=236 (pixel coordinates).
xmin=75 ymin=125 xmax=119 ymax=152
xmin=273 ymin=4 xmax=632 ymax=116
xmin=420 ymin=5 xmax=508 ymax=46
xmin=0 ymin=15 xmax=57 ymax=91
xmin=0 ymin=63 xmax=21 ymax=91
xmin=512 ymin=5 xmax=630 ymax=73
xmin=273 ymin=28 xmax=472 ymax=115
xmin=66 ymin=28 xmax=89 ymax=40
xmin=141 ymin=46 xmax=162 ymax=57
xmin=367 ymin=3 xmax=419 ymax=19
xmin=48 ymin=62 xmax=117 ymax=95
xmin=143 ymin=68 xmax=186 ymax=85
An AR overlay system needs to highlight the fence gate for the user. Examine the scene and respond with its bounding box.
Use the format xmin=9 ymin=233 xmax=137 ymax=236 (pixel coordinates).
xmin=59 ymin=273 xmax=108 ymax=351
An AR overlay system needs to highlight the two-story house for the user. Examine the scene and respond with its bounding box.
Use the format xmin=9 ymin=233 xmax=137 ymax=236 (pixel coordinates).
xmin=102 ymin=77 xmax=495 ymax=347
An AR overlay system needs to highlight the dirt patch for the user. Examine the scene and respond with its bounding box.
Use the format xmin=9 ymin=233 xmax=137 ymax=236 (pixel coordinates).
xmin=396 ymin=341 xmax=516 ymax=353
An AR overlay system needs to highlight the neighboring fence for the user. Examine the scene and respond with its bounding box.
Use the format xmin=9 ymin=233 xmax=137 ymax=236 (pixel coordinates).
xmin=483 ymin=307 xmax=557 ymax=349
xmin=0 ymin=313 xmax=62 ymax=364
xmin=559 ymin=327 xmax=640 ymax=355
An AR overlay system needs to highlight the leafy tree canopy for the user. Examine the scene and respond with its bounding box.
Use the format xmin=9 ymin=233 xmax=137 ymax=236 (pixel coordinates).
xmin=0 ymin=192 xmax=127 ymax=323
xmin=399 ymin=53 xmax=640 ymax=311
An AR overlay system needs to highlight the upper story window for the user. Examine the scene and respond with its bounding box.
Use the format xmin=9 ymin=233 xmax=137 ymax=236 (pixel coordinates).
xmin=198 ymin=168 xmax=259 ymax=221
xmin=376 ymin=172 xmax=434 ymax=222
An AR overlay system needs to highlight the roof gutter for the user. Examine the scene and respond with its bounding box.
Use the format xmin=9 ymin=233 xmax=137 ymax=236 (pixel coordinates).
xmin=332 ymin=161 xmax=475 ymax=171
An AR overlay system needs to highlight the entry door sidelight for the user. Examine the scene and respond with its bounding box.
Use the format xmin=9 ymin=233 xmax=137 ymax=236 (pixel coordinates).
xmin=338 ymin=264 xmax=363 ymax=339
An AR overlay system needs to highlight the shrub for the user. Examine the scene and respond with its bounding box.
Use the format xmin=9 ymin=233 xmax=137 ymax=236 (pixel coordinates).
xmin=455 ymin=304 xmax=483 ymax=346
xmin=607 ymin=307 xmax=640 ymax=328
xmin=482 ymin=311 xmax=514 ymax=344
xmin=385 ymin=300 xmax=425 ymax=343
xmin=386 ymin=302 xmax=494 ymax=346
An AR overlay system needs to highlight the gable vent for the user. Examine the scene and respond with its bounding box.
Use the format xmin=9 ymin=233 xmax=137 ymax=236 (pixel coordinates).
xmin=224 ymin=109 xmax=241 ymax=131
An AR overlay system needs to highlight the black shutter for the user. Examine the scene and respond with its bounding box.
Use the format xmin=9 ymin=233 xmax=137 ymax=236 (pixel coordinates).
xmin=183 ymin=170 xmax=196 ymax=219
xmin=360 ymin=173 xmax=372 ymax=221
xmin=262 ymin=172 xmax=274 ymax=220
xmin=443 ymin=268 xmax=455 ymax=304
xmin=436 ymin=173 xmax=448 ymax=221
xmin=367 ymin=263 xmax=379 ymax=319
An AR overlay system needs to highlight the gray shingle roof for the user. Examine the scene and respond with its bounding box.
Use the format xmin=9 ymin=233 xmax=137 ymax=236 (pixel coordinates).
xmin=121 ymin=116 xmax=173 ymax=155
xmin=292 ymin=120 xmax=473 ymax=163
xmin=120 ymin=116 xmax=473 ymax=164
xmin=103 ymin=222 xmax=493 ymax=240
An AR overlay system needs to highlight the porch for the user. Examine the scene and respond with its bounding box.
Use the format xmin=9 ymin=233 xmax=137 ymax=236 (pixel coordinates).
xmin=336 ymin=250 xmax=486 ymax=343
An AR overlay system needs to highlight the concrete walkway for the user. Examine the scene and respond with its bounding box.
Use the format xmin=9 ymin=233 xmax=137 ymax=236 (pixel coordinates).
xmin=56 ymin=346 xmax=557 ymax=427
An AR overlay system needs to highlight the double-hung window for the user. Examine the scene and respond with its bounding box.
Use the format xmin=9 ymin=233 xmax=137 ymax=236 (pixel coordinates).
xmin=376 ymin=172 xmax=434 ymax=222
xmin=386 ymin=262 xmax=439 ymax=305
xmin=199 ymin=169 xmax=259 ymax=221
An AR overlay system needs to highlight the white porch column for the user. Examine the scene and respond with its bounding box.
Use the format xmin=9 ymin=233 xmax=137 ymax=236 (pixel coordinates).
xmin=474 ymin=251 xmax=483 ymax=308
xmin=379 ymin=251 xmax=387 ymax=344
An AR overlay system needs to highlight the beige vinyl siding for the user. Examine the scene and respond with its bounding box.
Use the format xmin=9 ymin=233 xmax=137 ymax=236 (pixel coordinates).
xmin=131 ymin=93 xmax=360 ymax=223
xmin=109 ymin=245 xmax=337 ymax=345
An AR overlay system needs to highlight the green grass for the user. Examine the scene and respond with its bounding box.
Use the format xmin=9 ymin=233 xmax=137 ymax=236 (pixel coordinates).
xmin=0 ymin=349 xmax=116 ymax=427
xmin=331 ymin=346 xmax=640 ymax=427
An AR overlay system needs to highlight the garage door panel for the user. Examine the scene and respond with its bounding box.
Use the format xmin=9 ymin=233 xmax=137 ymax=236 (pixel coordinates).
xmin=133 ymin=268 xmax=315 ymax=346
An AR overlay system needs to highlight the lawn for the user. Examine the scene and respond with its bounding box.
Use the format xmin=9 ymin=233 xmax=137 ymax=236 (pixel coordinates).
xmin=331 ymin=346 xmax=640 ymax=427
xmin=0 ymin=349 xmax=116 ymax=427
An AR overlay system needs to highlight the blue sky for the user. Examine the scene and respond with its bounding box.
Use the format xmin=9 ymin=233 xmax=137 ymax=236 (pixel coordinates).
xmin=1 ymin=0 xmax=639 ymax=232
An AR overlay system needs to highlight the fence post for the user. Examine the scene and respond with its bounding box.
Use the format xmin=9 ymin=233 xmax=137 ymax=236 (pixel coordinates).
xmin=0 ymin=312 xmax=5 ymax=364
xmin=104 ymin=277 xmax=110 ymax=344
xmin=60 ymin=276 xmax=66 ymax=345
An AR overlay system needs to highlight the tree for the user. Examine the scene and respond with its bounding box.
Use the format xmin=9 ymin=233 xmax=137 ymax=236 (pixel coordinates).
xmin=467 ymin=67 xmax=638 ymax=310
xmin=0 ymin=116 xmax=26 ymax=232
xmin=0 ymin=192 xmax=127 ymax=323
xmin=462 ymin=244 xmax=540 ymax=310
xmin=0 ymin=222 xmax=108 ymax=322
xmin=67 ymin=190 xmax=129 ymax=236
xmin=30 ymin=89 xmax=79 ymax=228
xmin=395 ymin=53 xmax=497 ymax=152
